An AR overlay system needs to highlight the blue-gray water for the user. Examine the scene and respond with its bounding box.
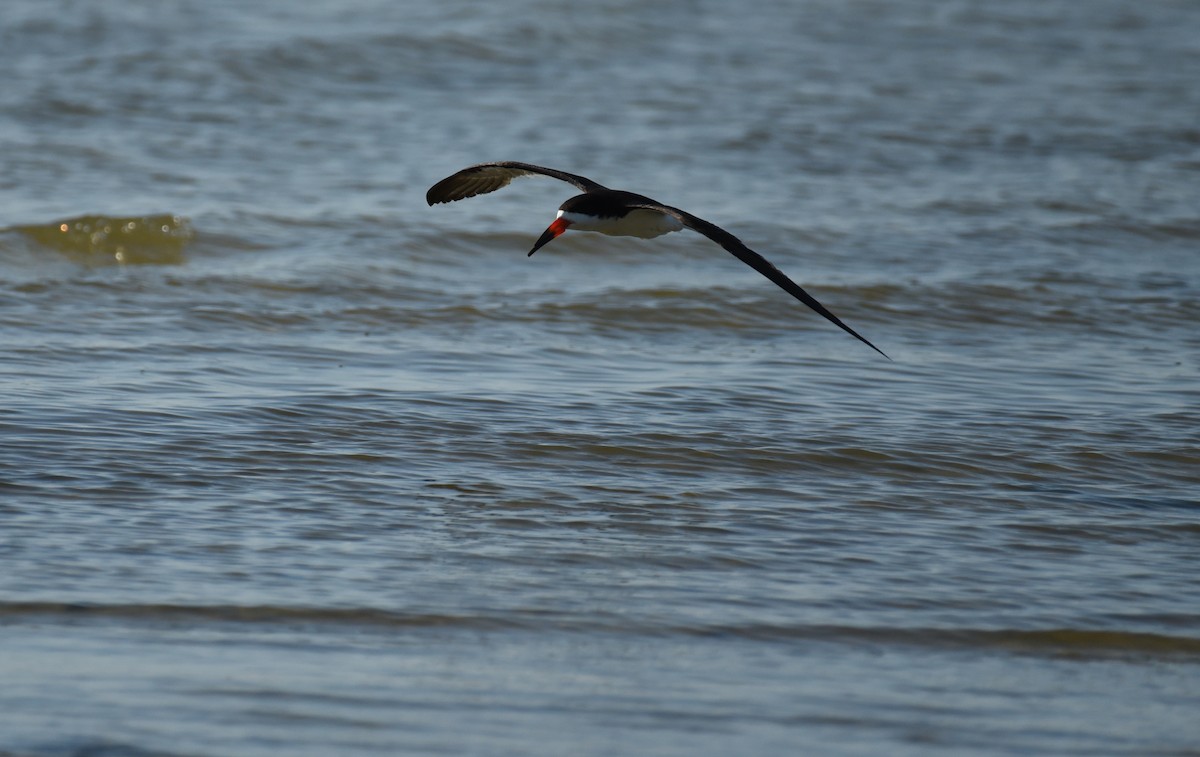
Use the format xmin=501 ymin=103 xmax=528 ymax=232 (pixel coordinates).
xmin=2 ymin=1 xmax=1199 ymax=755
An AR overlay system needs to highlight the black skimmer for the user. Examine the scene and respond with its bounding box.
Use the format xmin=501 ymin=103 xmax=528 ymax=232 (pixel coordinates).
xmin=426 ymin=161 xmax=888 ymax=359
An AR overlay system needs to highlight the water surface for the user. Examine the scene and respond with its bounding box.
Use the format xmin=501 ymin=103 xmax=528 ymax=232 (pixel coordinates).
xmin=2 ymin=1 xmax=1199 ymax=755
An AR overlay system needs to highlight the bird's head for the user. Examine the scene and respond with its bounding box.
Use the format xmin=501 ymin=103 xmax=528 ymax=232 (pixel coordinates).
xmin=528 ymin=210 xmax=573 ymax=257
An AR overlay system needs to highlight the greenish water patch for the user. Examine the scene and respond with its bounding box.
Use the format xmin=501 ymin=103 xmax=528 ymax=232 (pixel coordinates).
xmin=8 ymin=214 xmax=193 ymax=265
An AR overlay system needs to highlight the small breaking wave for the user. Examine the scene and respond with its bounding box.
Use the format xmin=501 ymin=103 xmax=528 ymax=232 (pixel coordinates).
xmin=4 ymin=601 xmax=1198 ymax=661
xmin=2 ymin=213 xmax=193 ymax=265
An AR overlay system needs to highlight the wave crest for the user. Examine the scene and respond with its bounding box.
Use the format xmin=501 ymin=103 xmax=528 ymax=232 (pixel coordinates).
xmin=7 ymin=213 xmax=193 ymax=265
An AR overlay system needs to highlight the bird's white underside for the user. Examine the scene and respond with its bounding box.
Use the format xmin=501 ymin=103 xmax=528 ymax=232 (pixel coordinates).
xmin=557 ymin=209 xmax=684 ymax=239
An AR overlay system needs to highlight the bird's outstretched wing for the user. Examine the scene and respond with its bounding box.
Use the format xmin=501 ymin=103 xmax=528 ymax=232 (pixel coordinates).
xmin=426 ymin=162 xmax=607 ymax=205
xmin=631 ymin=202 xmax=890 ymax=359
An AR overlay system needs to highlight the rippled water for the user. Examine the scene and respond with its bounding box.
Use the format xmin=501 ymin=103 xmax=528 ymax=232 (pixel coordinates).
xmin=2 ymin=1 xmax=1199 ymax=755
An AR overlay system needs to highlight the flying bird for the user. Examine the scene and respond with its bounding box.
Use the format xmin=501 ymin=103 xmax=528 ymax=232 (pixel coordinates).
xmin=426 ymin=161 xmax=888 ymax=358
